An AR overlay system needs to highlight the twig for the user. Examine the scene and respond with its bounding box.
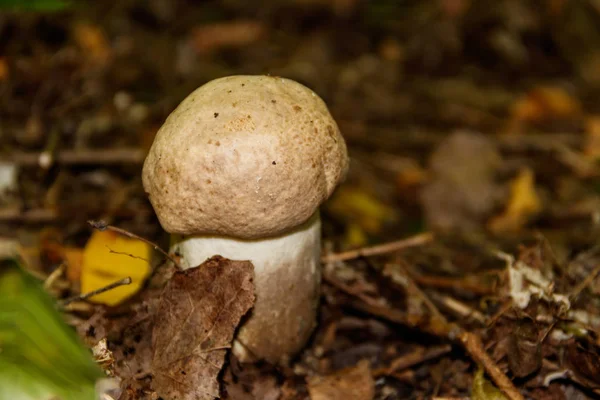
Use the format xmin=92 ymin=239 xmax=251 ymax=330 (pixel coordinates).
xmin=569 ymin=262 xmax=600 ymax=300
xmin=4 ymin=148 xmax=145 ymax=166
xmin=61 ymin=277 xmax=132 ymax=306
xmin=398 ymin=263 xmax=448 ymax=323
xmin=321 ymin=232 xmax=433 ymax=263
xmin=43 ymin=264 xmax=65 ymax=290
xmin=411 ymin=274 xmax=497 ymax=296
xmin=0 ymin=207 xmax=58 ymax=222
xmin=458 ymin=332 xmax=524 ymax=400
xmin=88 ymin=220 xmax=182 ymax=270
xmin=372 ymin=344 xmax=452 ymax=377
xmin=429 ymin=292 xmax=487 ymax=325
xmin=322 ymin=272 xmax=386 ymax=308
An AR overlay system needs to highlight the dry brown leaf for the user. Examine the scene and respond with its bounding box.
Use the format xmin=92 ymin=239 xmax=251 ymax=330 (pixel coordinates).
xmin=488 ymin=168 xmax=541 ymax=234
xmin=152 ymin=256 xmax=255 ymax=400
xmin=307 ymin=360 xmax=375 ymax=400
xmin=191 ymin=20 xmax=266 ymax=55
xmin=421 ymin=131 xmax=503 ymax=233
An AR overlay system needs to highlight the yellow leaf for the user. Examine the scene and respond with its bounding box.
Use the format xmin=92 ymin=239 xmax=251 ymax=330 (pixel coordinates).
xmin=81 ymin=230 xmax=151 ymax=306
xmin=472 ymin=367 xmax=508 ymax=400
xmin=326 ymin=186 xmax=397 ymax=236
xmin=344 ymin=223 xmax=368 ymax=248
xmin=488 ymin=168 xmax=541 ymax=233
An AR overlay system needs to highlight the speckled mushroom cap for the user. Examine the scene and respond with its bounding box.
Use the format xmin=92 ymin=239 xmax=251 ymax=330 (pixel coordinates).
xmin=142 ymin=75 xmax=348 ymax=239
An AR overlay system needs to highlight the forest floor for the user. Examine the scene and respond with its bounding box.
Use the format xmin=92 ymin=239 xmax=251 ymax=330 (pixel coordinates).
xmin=3 ymin=1 xmax=600 ymax=399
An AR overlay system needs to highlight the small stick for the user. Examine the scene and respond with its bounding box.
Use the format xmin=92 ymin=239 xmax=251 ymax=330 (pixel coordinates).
xmin=321 ymin=232 xmax=433 ymax=263
xmin=569 ymin=262 xmax=600 ymax=300
xmin=43 ymin=264 xmax=65 ymax=290
xmin=411 ymin=274 xmax=497 ymax=296
xmin=372 ymin=344 xmax=452 ymax=376
xmin=0 ymin=207 xmax=58 ymax=222
xmin=429 ymin=292 xmax=487 ymax=325
xmin=61 ymin=277 xmax=132 ymax=306
xmin=459 ymin=332 xmax=524 ymax=400
xmin=4 ymin=148 xmax=145 ymax=166
xmin=88 ymin=220 xmax=182 ymax=270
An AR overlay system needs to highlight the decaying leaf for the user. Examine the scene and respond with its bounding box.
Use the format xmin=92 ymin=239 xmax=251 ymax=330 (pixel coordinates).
xmin=566 ymin=341 xmax=600 ymax=387
xmin=421 ymin=131 xmax=503 ymax=233
xmin=306 ymin=360 xmax=375 ymax=400
xmin=488 ymin=168 xmax=541 ymax=234
xmin=472 ymin=367 xmax=508 ymax=400
xmin=81 ymin=230 xmax=151 ymax=306
xmin=508 ymin=318 xmax=542 ymax=378
xmin=152 ymin=256 xmax=255 ymax=400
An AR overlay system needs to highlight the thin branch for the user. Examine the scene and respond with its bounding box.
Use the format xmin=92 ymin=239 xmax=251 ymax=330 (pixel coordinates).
xmin=61 ymin=277 xmax=132 ymax=306
xmin=321 ymin=232 xmax=433 ymax=263
xmin=4 ymin=148 xmax=145 ymax=166
xmin=429 ymin=292 xmax=488 ymax=325
xmin=88 ymin=220 xmax=182 ymax=270
xmin=569 ymin=262 xmax=600 ymax=300
xmin=411 ymin=274 xmax=498 ymax=296
xmin=0 ymin=207 xmax=58 ymax=222
xmin=43 ymin=264 xmax=65 ymax=290
xmin=372 ymin=344 xmax=452 ymax=377
xmin=459 ymin=332 xmax=524 ymax=400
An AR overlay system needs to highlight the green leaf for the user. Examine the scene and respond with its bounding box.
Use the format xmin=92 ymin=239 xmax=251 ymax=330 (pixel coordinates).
xmin=0 ymin=258 xmax=103 ymax=400
xmin=472 ymin=367 xmax=508 ymax=400
xmin=0 ymin=0 xmax=72 ymax=11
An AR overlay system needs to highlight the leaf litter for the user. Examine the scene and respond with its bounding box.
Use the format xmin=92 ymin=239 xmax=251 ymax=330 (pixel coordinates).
xmin=4 ymin=1 xmax=600 ymax=399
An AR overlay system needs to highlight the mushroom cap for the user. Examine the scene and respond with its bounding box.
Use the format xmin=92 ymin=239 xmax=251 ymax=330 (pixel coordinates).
xmin=142 ymin=75 xmax=349 ymax=239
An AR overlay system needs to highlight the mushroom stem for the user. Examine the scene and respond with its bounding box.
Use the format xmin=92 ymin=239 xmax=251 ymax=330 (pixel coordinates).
xmin=170 ymin=212 xmax=321 ymax=365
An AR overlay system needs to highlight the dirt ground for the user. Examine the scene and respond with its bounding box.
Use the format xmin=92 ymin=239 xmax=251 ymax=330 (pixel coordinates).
xmin=3 ymin=1 xmax=600 ymax=399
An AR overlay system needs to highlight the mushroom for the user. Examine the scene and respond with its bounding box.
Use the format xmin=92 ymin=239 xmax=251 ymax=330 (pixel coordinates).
xmin=142 ymin=75 xmax=348 ymax=364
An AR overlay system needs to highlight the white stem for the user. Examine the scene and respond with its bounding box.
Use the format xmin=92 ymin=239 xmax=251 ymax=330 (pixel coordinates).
xmin=170 ymin=212 xmax=321 ymax=365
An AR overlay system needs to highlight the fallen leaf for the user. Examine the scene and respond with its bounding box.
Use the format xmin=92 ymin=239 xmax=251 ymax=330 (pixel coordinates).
xmin=326 ymin=185 xmax=398 ymax=243
xmin=421 ymin=131 xmax=503 ymax=233
xmin=0 ymin=258 xmax=103 ymax=400
xmin=507 ymin=318 xmax=542 ymax=378
xmin=191 ymin=20 xmax=266 ymax=55
xmin=152 ymin=256 xmax=255 ymax=400
xmin=81 ymin=230 xmax=151 ymax=306
xmin=510 ymin=86 xmax=581 ymax=125
xmin=72 ymin=22 xmax=111 ymax=65
xmin=306 ymin=360 xmax=375 ymax=400
xmin=488 ymin=168 xmax=541 ymax=234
